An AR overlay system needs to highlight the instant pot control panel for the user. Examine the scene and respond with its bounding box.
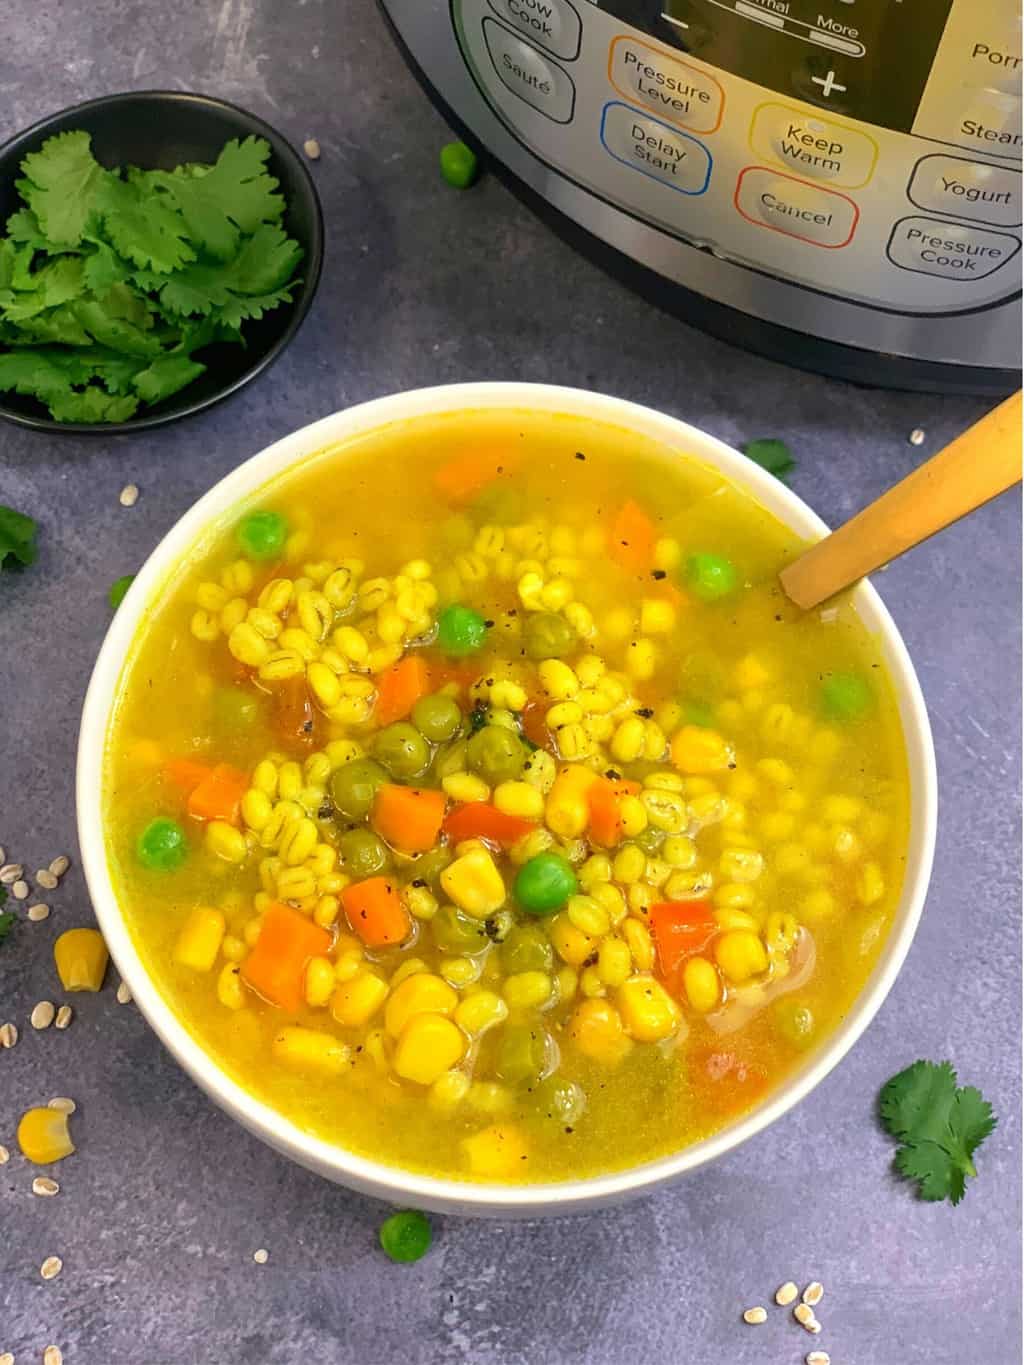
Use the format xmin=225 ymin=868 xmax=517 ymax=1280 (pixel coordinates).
xmin=453 ymin=0 xmax=1022 ymax=315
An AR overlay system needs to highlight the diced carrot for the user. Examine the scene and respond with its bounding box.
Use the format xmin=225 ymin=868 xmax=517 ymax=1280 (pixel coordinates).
xmin=374 ymin=654 xmax=431 ymax=727
xmin=433 ymin=451 xmax=518 ymax=504
xmin=240 ymin=902 xmax=331 ymax=1012
xmin=586 ymin=775 xmax=641 ymax=848
xmin=649 ymin=901 xmax=718 ymax=986
xmin=269 ymin=674 xmax=317 ymax=748
xmin=164 ymin=758 xmax=213 ymax=793
xmin=186 ymin=763 xmax=250 ymax=826
xmin=371 ymin=784 xmax=447 ymax=854
xmin=610 ymin=498 xmax=656 ymax=575
xmin=342 ymin=876 xmax=411 ymax=948
xmin=443 ymin=802 xmax=537 ymax=849
xmin=690 ymin=1046 xmax=770 ymax=1116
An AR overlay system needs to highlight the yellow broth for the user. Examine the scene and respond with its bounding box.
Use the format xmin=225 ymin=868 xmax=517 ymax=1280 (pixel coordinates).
xmin=104 ymin=409 xmax=910 ymax=1183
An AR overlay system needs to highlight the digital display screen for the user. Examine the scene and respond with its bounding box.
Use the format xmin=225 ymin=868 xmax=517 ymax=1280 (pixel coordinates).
xmin=595 ymin=0 xmax=955 ymax=131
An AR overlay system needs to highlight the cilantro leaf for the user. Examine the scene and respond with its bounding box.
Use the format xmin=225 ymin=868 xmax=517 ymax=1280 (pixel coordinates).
xmin=47 ymin=386 xmax=139 ymax=424
xmin=98 ymin=174 xmax=195 ymax=274
xmin=18 ymin=131 xmax=111 ymax=246
xmin=145 ymin=136 xmax=283 ymax=261
xmin=0 ymin=503 xmax=39 ymax=569
xmin=132 ymin=353 xmax=206 ymax=404
xmin=82 ymin=238 xmax=131 ymax=294
xmin=741 ymin=437 xmax=795 ymax=482
xmin=216 ymin=282 xmax=299 ymax=330
xmin=73 ymin=295 xmax=162 ymax=357
xmin=1 ymin=256 xmax=86 ymax=321
xmin=6 ymin=207 xmax=48 ymax=246
xmin=10 ymin=305 xmax=92 ymax=347
xmin=228 ymin=224 xmax=302 ymax=295
xmin=0 ymin=908 xmax=16 ymax=946
xmin=879 ymin=1060 xmax=997 ymax=1206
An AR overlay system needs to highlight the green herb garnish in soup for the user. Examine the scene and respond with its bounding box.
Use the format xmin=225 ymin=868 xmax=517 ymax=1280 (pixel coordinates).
xmin=103 ymin=409 xmax=910 ymax=1183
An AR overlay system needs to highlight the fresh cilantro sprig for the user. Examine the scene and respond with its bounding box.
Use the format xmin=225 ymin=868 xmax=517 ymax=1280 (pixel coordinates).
xmin=0 ymin=130 xmax=303 ymax=422
xmin=741 ymin=437 xmax=796 ymax=483
xmin=879 ymin=1060 xmax=997 ymax=1206
xmin=0 ymin=504 xmax=38 ymax=570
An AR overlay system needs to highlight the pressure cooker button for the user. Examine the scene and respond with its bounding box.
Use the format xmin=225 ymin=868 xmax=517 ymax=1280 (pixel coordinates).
xmin=734 ymin=167 xmax=858 ymax=247
xmin=486 ymin=0 xmax=581 ymax=62
xmin=907 ymin=154 xmax=1021 ymax=228
xmin=607 ymin=35 xmax=724 ymax=135
xmin=600 ymin=102 xmax=712 ymax=195
xmin=749 ymin=102 xmax=877 ymax=189
xmin=482 ymin=17 xmax=576 ymax=123
xmin=886 ymin=215 xmax=1021 ymax=281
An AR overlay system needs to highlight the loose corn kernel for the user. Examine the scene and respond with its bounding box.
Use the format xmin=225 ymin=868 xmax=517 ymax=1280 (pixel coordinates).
xmin=622 ymin=918 xmax=655 ymax=971
xmin=567 ymin=894 xmax=611 ymax=937
xmin=390 ymin=958 xmax=428 ymax=989
xmin=441 ymin=847 xmax=507 ymax=918
xmin=252 ymin=759 xmax=279 ymax=797
xmin=276 ymin=761 xmax=302 ymax=801
xmin=761 ymin=811 xmax=796 ymax=843
xmin=764 ymin=910 xmax=800 ymax=953
xmin=833 ymin=826 xmax=862 ymax=864
xmin=653 ymin=536 xmax=681 ymax=571
xmin=429 ymin=1069 xmax=471 ymax=1113
xmin=568 ymin=999 xmax=633 ymax=1065
xmin=303 ymin=956 xmax=336 ymax=1008
xmin=641 ymin=719 xmax=668 ymax=762
xmin=757 ymin=757 xmax=795 ymax=786
xmin=544 ymin=766 xmax=595 ymax=839
xmin=306 ymin=841 xmax=336 ymax=876
xmin=575 ymin=654 xmax=605 ymax=687
xmin=272 ymin=1026 xmax=350 ymax=1076
xmin=580 ymin=965 xmax=606 ymax=997
xmin=243 ymin=916 xmax=264 ymax=948
xmin=683 ymin=956 xmax=721 ymax=1013
xmin=53 ymin=927 xmax=109 ymax=992
xmin=331 ymin=971 xmax=388 ymax=1027
xmin=332 ymin=625 xmax=369 ymax=665
xmin=556 ymin=964 xmax=578 ymax=1002
xmin=190 ymin=610 xmax=221 ymax=642
xmin=618 ymin=975 xmax=681 ymax=1041
xmin=618 ymin=794 xmax=648 ymax=837
xmin=665 ymin=871 xmax=713 ymax=902
xmin=546 ymin=700 xmax=583 ymax=730
xmin=313 ymin=894 xmax=341 ymax=929
xmin=442 ymin=774 xmax=490 ymax=807
xmin=720 ymin=848 xmax=764 ymax=883
xmin=628 ymin=882 xmax=657 ymax=916
xmin=493 ymin=780 xmax=545 ymax=820
xmin=454 ymin=990 xmax=509 ymax=1037
xmin=602 ymin=607 xmax=634 ymax=642
xmin=612 ymin=843 xmax=646 ymax=884
xmin=522 ymin=748 xmax=556 ymax=794
xmin=611 ymin=716 xmax=645 ymax=764
xmin=402 ymin=884 xmax=438 ymax=922
xmin=734 ymin=653 xmax=773 ymax=690
xmin=577 ymin=687 xmax=612 ymax=715
xmin=461 ymin=1123 xmax=529 ymax=1177
xmin=17 ymin=1107 xmax=75 ymax=1165
xmin=503 ymin=970 xmax=553 ymax=1010
xmin=174 ymin=906 xmax=225 ymax=972
xmin=802 ymin=889 xmax=837 ymax=920
xmin=858 ymin=861 xmax=885 ymax=905
xmin=715 ymin=930 xmax=769 ymax=983
xmin=206 ymin=821 xmax=248 ymax=864
xmin=625 ymin=638 xmax=657 ymax=681
xmin=394 ymin=1013 xmax=466 ymax=1085
xmin=714 ymin=907 xmax=760 ymax=934
xmin=228 ymin=622 xmax=271 ymax=667
xmin=644 ymin=858 xmax=671 ymax=888
xmin=333 ymin=947 xmax=365 ymax=982
xmin=714 ymin=884 xmax=758 ymax=914
xmin=662 ymin=835 xmax=697 ymax=868
xmin=810 ymin=727 xmax=842 ymax=764
xmin=217 ymin=962 xmax=246 ymax=1010
xmin=671 ymin=726 xmax=735 ymax=775
xmin=538 ymin=659 xmax=579 ymax=700
xmin=490 ymin=678 xmax=528 ymax=711
xmin=385 ymin=973 xmax=458 ymax=1038
xmin=517 ymin=571 xmax=545 ymax=609
xmin=221 ymin=933 xmax=247 ymax=963
xmin=641 ymin=789 xmax=688 ymax=834
xmin=578 ymin=853 xmax=612 ymax=889
xmin=597 ymin=937 xmax=632 ymax=988
xmin=304 ymin=661 xmax=340 ymax=710
xmin=640 ymin=599 xmax=676 ymax=634
xmin=645 ymin=769 xmax=684 ymax=793
xmin=590 ymin=881 xmax=627 ymax=925
xmin=540 ymin=577 xmax=573 ymax=611
xmin=440 ymin=956 xmax=480 ymax=988
xmin=549 ymin=913 xmax=597 ymax=966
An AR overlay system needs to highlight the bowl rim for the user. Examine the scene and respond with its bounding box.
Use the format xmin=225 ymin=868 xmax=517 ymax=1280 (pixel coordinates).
xmin=0 ymin=88 xmax=324 ymax=435
xmin=77 ymin=382 xmax=937 ymax=1214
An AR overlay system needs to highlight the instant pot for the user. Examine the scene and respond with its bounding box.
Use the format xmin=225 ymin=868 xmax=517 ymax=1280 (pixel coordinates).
xmin=381 ymin=0 xmax=1022 ymax=392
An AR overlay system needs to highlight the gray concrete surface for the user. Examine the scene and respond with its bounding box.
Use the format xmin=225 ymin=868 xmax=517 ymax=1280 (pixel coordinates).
xmin=1 ymin=3 xmax=1020 ymax=1362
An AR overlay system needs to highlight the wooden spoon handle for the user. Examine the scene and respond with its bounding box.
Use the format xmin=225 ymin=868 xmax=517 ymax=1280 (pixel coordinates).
xmin=779 ymin=391 xmax=1022 ymax=611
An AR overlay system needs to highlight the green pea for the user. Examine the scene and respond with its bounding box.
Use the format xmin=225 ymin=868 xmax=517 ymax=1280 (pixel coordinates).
xmin=408 ymin=845 xmax=452 ymax=890
xmin=136 ymin=817 xmax=188 ymax=872
xmin=533 ymin=1076 xmax=586 ymax=1126
xmin=467 ymin=725 xmax=524 ymax=784
xmin=514 ymin=852 xmax=577 ymax=916
xmin=330 ymin=758 xmax=388 ymax=820
xmin=373 ymin=724 xmax=431 ymax=780
xmin=436 ymin=604 xmax=488 ymax=657
xmin=337 ymin=829 xmax=390 ymax=879
xmin=439 ymin=140 xmax=478 ymax=190
xmin=820 ymin=672 xmax=872 ymax=723
xmin=496 ymin=1025 xmax=550 ymax=1086
xmin=681 ymin=699 xmax=714 ymax=728
xmin=773 ymin=998 xmax=816 ymax=1050
xmin=523 ymin=611 xmax=577 ymax=661
xmin=412 ymin=692 xmax=463 ymax=743
xmin=213 ymin=686 xmax=264 ymax=731
xmin=500 ymin=923 xmax=554 ymax=975
xmin=431 ymin=903 xmax=489 ymax=954
xmin=379 ymin=1209 xmax=432 ymax=1263
xmin=433 ymin=738 xmax=469 ymax=781
xmin=685 ymin=552 xmax=738 ymax=602
xmin=108 ymin=574 xmax=135 ymax=609
xmin=236 ymin=510 xmax=288 ymax=561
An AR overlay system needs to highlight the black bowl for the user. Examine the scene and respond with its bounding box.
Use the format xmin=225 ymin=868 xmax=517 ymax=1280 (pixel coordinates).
xmin=0 ymin=90 xmax=323 ymax=434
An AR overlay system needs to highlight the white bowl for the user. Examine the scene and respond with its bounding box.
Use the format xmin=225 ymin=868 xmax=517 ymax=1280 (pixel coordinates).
xmin=77 ymin=383 xmax=937 ymax=1216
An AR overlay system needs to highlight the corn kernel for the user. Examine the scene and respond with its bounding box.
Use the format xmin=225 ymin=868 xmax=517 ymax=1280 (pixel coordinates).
xmin=441 ymin=847 xmax=507 ymax=918
xmin=503 ymin=970 xmax=553 ymax=1010
xmin=547 ymin=700 xmax=583 ymax=730
xmin=590 ymin=881 xmax=627 ymax=924
xmin=430 ymin=1069 xmax=472 ymax=1113
xmin=618 ymin=794 xmax=648 ymax=837
xmin=331 ymin=971 xmax=388 ymax=1027
xmin=313 ymin=894 xmax=341 ymax=929
xmin=858 ymin=861 xmax=885 ymax=905
xmin=53 ymin=927 xmax=109 ymax=992
xmin=174 ymin=906 xmax=225 ymax=972
xmin=683 ymin=956 xmax=721 ymax=1013
xmin=568 ymin=999 xmax=633 ymax=1065
xmin=567 ymin=894 xmax=611 ymax=937
xmin=555 ymin=964 xmax=578 ymax=1003
xmin=578 ymin=853 xmax=612 ymax=889
xmin=549 ymin=913 xmax=597 ymax=966
xmin=493 ymin=780 xmax=545 ymax=820
xmin=441 ymin=956 xmax=481 ymax=988
xmin=720 ymin=848 xmax=764 ymax=883
xmin=734 ymin=653 xmax=773 ymax=690
xmin=641 ymin=789 xmax=687 ymax=834
xmin=272 ymin=1026 xmax=350 ymax=1076
xmin=625 ymin=637 xmax=657 ymax=681
xmin=333 ymin=947 xmax=365 ymax=982
xmin=662 ymin=835 xmax=697 ymax=868
xmin=612 ymin=843 xmax=646 ymax=884
xmin=579 ymin=964 xmax=605 ymax=997
xmin=757 ymin=757 xmax=795 ymax=786
xmin=764 ymin=910 xmax=800 ymax=953
xmin=538 ymin=659 xmax=579 ymax=700
xmin=394 ymin=1013 xmax=466 ymax=1085
xmin=802 ymin=889 xmax=837 ymax=920
xmin=216 ymin=962 xmax=246 ymax=1010
xmin=17 ymin=1107 xmax=75 ymax=1165
xmin=301 ymin=956 xmax=335 ymax=1008
xmin=597 ymin=937 xmax=632 ymax=988
xmin=715 ymin=930 xmax=769 ymax=983
xmin=205 ymin=821 xmax=248 ymax=864
xmin=671 ymin=726 xmax=735 ymax=775
xmin=640 ymin=599 xmax=676 ymax=634
xmin=611 ymin=716 xmax=645 ymax=764
xmin=622 ymin=918 xmax=655 ymax=971
xmin=618 ymin=975 xmax=681 ymax=1041
xmin=252 ymin=759 xmax=279 ymax=797
xmin=461 ymin=1123 xmax=529 ymax=1177
xmin=454 ymin=990 xmax=509 ymax=1037
xmin=385 ymin=973 xmax=458 ymax=1037
xmin=509 ymin=827 xmax=556 ymax=865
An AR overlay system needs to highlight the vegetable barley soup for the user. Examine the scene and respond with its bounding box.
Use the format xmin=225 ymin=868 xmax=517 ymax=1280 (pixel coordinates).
xmin=105 ymin=409 xmax=909 ymax=1183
